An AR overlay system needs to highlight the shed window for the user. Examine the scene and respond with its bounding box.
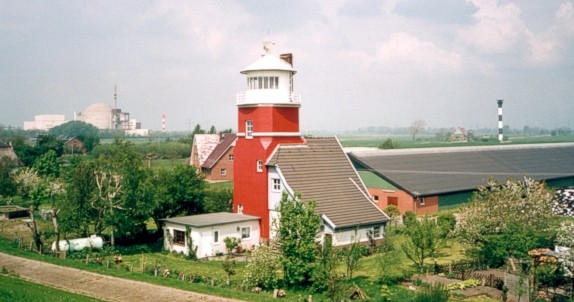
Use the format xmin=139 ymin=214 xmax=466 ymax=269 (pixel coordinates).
xmin=214 ymin=230 xmax=219 ymax=243
xmin=220 ymin=168 xmax=227 ymax=176
xmin=420 ymin=197 xmax=426 ymax=205
xmin=173 ymin=230 xmax=185 ymax=246
xmin=241 ymin=227 xmax=251 ymax=239
xmin=373 ymin=226 xmax=381 ymax=238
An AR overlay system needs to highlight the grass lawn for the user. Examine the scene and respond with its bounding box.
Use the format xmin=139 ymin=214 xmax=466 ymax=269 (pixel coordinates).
xmin=0 ymin=221 xmax=497 ymax=302
xmin=0 ymin=274 xmax=104 ymax=302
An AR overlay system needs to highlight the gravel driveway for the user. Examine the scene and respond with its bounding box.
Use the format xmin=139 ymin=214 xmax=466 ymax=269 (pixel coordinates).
xmin=0 ymin=252 xmax=245 ymax=302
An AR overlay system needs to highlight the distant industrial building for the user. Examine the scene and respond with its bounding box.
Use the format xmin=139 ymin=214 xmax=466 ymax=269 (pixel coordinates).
xmin=23 ymin=114 xmax=67 ymax=131
xmin=75 ymin=102 xmax=148 ymax=136
xmin=23 ymin=102 xmax=149 ymax=136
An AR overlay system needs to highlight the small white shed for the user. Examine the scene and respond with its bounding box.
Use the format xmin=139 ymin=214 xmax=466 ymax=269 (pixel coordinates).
xmin=162 ymin=212 xmax=260 ymax=259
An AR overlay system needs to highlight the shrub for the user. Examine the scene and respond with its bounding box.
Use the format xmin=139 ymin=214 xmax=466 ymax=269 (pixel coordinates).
xmin=414 ymin=282 xmax=449 ymax=302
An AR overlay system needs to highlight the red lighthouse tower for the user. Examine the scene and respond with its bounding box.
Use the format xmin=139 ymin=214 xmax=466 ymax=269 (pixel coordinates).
xmin=233 ymin=44 xmax=305 ymax=239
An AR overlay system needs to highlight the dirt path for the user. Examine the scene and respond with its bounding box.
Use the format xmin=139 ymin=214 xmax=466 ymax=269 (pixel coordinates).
xmin=0 ymin=252 xmax=245 ymax=302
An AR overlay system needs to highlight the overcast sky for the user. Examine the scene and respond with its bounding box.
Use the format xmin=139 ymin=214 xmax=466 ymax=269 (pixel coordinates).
xmin=1 ymin=0 xmax=573 ymax=133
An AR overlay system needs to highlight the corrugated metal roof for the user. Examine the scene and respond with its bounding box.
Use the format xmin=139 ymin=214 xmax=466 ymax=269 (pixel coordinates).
xmin=202 ymin=134 xmax=236 ymax=169
xmin=349 ymin=143 xmax=574 ymax=196
xmin=268 ymin=137 xmax=390 ymax=229
xmin=161 ymin=212 xmax=260 ymax=227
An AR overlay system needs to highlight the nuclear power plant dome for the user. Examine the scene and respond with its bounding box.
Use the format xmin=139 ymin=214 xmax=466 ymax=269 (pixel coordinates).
xmin=77 ymin=102 xmax=114 ymax=129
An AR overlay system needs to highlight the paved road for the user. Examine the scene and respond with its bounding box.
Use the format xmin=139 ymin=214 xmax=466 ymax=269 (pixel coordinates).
xmin=0 ymin=252 xmax=245 ymax=302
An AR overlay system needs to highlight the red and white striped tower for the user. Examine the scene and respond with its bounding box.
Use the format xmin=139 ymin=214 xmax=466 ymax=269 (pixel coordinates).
xmin=161 ymin=114 xmax=166 ymax=133
xmin=233 ymin=44 xmax=305 ymax=239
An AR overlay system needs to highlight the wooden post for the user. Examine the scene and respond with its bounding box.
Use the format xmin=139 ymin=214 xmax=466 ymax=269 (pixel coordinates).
xmin=308 ymin=295 xmax=312 ymax=302
xmin=106 ymin=259 xmax=110 ymax=268
xmin=86 ymin=254 xmax=90 ymax=264
xmin=273 ymin=289 xmax=278 ymax=298
xmin=211 ymin=278 xmax=215 ymax=286
xmin=141 ymin=252 xmax=144 ymax=273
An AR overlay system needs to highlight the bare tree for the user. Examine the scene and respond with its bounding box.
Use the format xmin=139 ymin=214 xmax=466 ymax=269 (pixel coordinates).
xmin=92 ymin=170 xmax=123 ymax=246
xmin=410 ymin=119 xmax=426 ymax=141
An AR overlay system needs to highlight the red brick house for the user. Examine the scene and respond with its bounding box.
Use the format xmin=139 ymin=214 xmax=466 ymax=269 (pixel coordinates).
xmin=64 ymin=137 xmax=86 ymax=155
xmin=200 ymin=134 xmax=236 ymax=182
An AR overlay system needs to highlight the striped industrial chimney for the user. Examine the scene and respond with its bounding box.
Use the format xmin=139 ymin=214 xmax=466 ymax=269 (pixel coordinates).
xmin=497 ymin=99 xmax=504 ymax=142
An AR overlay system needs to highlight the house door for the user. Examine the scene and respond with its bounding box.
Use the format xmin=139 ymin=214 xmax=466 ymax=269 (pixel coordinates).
xmin=387 ymin=196 xmax=398 ymax=206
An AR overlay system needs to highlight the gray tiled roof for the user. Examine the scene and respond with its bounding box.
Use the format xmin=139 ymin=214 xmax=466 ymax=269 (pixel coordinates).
xmin=349 ymin=143 xmax=574 ymax=196
xmin=268 ymin=137 xmax=389 ymax=229
xmin=161 ymin=212 xmax=260 ymax=227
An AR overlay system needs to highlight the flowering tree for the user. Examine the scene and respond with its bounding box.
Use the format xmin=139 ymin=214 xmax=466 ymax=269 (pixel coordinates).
xmin=453 ymin=178 xmax=558 ymax=266
xmin=554 ymin=189 xmax=574 ymax=217
xmin=556 ymin=222 xmax=574 ymax=300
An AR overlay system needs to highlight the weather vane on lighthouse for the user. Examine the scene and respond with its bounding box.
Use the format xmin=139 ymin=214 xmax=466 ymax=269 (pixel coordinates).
xmin=263 ymin=41 xmax=275 ymax=54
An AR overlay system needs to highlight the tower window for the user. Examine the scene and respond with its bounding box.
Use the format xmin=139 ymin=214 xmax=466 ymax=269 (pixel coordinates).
xmin=246 ymin=120 xmax=253 ymax=139
xmin=257 ymin=160 xmax=263 ymax=172
xmin=247 ymin=77 xmax=279 ymax=90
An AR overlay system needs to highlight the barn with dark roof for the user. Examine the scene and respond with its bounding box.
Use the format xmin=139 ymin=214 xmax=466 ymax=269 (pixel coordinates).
xmin=348 ymin=143 xmax=574 ymax=215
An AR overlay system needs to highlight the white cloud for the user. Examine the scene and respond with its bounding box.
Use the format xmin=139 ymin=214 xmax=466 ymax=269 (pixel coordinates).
xmin=372 ymin=32 xmax=462 ymax=74
xmin=459 ymin=0 xmax=527 ymax=54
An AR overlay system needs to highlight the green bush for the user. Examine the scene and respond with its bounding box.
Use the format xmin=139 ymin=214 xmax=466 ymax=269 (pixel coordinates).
xmin=414 ymin=282 xmax=449 ymax=302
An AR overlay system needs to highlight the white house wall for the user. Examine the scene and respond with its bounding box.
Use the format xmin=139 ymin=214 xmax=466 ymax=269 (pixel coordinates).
xmin=332 ymin=225 xmax=385 ymax=246
xmin=163 ymin=220 xmax=260 ymax=259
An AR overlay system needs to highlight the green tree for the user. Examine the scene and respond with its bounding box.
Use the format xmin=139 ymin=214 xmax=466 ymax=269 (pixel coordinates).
xmin=208 ymin=125 xmax=217 ymax=134
xmin=384 ymin=205 xmax=401 ymax=227
xmin=204 ymin=187 xmax=233 ymax=213
xmin=60 ymin=159 xmax=98 ymax=237
xmin=276 ymin=192 xmax=322 ymax=286
xmin=32 ymin=150 xmax=60 ymax=179
xmin=92 ymin=139 xmax=153 ymax=245
xmin=0 ymin=156 xmax=19 ymax=198
xmin=49 ymin=121 xmax=100 ymax=153
xmin=311 ymin=235 xmax=344 ymax=302
xmin=341 ymin=237 xmax=363 ymax=279
xmin=377 ymin=232 xmax=403 ymax=285
xmin=149 ymin=164 xmax=205 ymax=232
xmin=378 ymin=138 xmax=399 ymax=149
xmin=401 ymin=217 xmax=445 ymax=273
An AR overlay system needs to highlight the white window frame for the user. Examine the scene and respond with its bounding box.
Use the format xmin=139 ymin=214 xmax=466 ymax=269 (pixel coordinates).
xmin=241 ymin=227 xmax=251 ymax=239
xmin=272 ymin=178 xmax=281 ymax=191
xmin=256 ymin=160 xmax=263 ymax=172
xmin=246 ymin=120 xmax=253 ymax=139
xmin=373 ymin=195 xmax=379 ymax=202
xmin=213 ymin=230 xmax=219 ymax=243
xmin=238 ymin=204 xmax=243 ymax=214
xmin=228 ymin=154 xmax=234 ymax=161
xmin=373 ymin=226 xmax=381 ymax=238
xmin=419 ymin=197 xmax=426 ymax=205
xmin=220 ymin=168 xmax=227 ymax=176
